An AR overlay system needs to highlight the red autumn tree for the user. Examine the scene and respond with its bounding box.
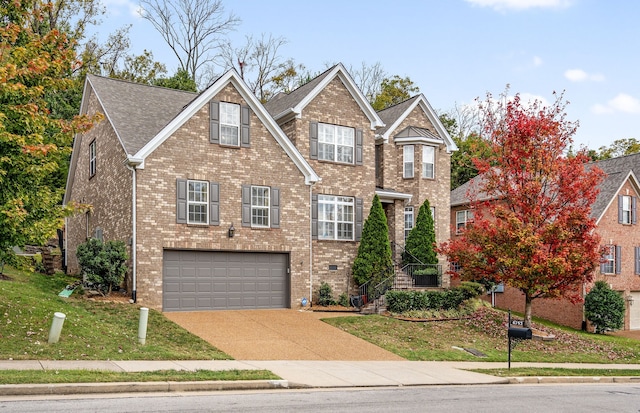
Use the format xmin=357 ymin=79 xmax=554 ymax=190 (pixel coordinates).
xmin=439 ymin=91 xmax=605 ymax=328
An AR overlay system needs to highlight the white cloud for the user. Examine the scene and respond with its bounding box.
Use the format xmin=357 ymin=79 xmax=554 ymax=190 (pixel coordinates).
xmin=465 ymin=0 xmax=573 ymax=11
xmin=103 ymin=0 xmax=142 ymax=18
xmin=564 ymin=69 xmax=605 ymax=82
xmin=591 ymin=93 xmax=640 ymax=115
xmin=533 ymin=56 xmax=543 ymax=67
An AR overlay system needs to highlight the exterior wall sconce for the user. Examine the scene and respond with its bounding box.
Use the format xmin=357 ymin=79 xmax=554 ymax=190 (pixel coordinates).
xmin=627 ymin=295 xmax=634 ymax=306
xmin=228 ymin=223 xmax=235 ymax=238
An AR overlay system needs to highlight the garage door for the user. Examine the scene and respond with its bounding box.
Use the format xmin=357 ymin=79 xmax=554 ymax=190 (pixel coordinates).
xmin=163 ymin=250 xmax=289 ymax=311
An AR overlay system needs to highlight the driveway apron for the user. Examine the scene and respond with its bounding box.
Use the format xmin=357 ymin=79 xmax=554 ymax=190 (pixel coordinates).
xmin=164 ymin=309 xmax=404 ymax=361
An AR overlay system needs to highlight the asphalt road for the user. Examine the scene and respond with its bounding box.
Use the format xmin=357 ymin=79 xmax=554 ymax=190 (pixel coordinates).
xmin=2 ymin=384 xmax=640 ymax=412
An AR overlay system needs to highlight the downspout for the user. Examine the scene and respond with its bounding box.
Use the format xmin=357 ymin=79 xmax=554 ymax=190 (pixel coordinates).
xmin=309 ymin=182 xmax=315 ymax=305
xmin=124 ymin=157 xmax=143 ymax=303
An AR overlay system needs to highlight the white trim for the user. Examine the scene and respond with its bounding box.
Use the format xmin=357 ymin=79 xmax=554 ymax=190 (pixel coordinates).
xmin=132 ymin=70 xmax=320 ymax=185
xmin=596 ymin=170 xmax=640 ymax=225
xmin=287 ymin=64 xmax=385 ymax=130
xmin=378 ymin=94 xmax=458 ymax=153
xmin=375 ymin=189 xmax=412 ymax=203
xmin=394 ymin=136 xmax=444 ymax=146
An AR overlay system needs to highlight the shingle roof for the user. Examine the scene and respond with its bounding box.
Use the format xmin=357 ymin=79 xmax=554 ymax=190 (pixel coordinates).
xmin=590 ymin=153 xmax=640 ymax=219
xmin=450 ymin=152 xmax=640 ymax=220
xmin=263 ymin=66 xmax=335 ymax=117
xmin=86 ymin=75 xmax=197 ymax=154
xmin=375 ymin=96 xmax=420 ymax=136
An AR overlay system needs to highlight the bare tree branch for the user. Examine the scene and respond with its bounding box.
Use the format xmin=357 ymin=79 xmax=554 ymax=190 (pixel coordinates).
xmin=139 ymin=0 xmax=240 ymax=85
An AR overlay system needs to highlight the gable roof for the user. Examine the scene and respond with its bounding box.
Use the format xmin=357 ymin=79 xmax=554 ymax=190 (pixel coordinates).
xmin=450 ymin=152 xmax=640 ymax=222
xmin=589 ymin=153 xmax=640 ymax=223
xmin=376 ymin=94 xmax=457 ymax=153
xmin=83 ymin=75 xmax=198 ymax=155
xmin=65 ymin=72 xmax=320 ymax=206
xmin=264 ymin=63 xmax=384 ymax=130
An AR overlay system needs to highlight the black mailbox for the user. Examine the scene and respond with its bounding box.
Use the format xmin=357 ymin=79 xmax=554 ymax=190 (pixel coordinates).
xmin=508 ymin=327 xmax=532 ymax=340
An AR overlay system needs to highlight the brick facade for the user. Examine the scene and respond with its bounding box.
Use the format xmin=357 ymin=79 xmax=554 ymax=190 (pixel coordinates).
xmin=451 ymin=173 xmax=640 ymax=331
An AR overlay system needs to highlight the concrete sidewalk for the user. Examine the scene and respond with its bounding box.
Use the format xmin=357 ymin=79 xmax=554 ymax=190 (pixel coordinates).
xmin=2 ymin=359 xmax=640 ymax=396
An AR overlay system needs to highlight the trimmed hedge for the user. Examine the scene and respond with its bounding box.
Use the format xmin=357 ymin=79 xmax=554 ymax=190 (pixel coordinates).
xmin=386 ymin=281 xmax=485 ymax=313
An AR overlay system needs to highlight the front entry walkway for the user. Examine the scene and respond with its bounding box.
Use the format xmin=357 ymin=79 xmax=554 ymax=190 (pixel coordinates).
xmin=164 ymin=309 xmax=404 ymax=361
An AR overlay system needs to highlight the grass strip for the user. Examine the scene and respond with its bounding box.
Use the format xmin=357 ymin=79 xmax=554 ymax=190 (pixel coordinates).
xmin=0 ymin=369 xmax=280 ymax=385
xmin=470 ymin=368 xmax=640 ymax=377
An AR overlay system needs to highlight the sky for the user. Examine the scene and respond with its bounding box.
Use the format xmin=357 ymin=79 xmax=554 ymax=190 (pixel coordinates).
xmin=94 ymin=0 xmax=640 ymax=151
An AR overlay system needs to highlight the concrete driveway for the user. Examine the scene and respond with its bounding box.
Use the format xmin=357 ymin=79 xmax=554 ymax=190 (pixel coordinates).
xmin=164 ymin=309 xmax=404 ymax=361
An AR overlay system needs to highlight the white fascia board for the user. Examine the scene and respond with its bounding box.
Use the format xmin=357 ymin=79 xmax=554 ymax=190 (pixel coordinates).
xmin=294 ymin=64 xmax=385 ymax=130
xmin=595 ymin=170 xmax=638 ymax=226
xmin=417 ymin=98 xmax=458 ymax=153
xmin=394 ymin=136 xmax=445 ymax=146
xmin=376 ymin=189 xmax=412 ymax=203
xmin=133 ymin=70 xmax=320 ymax=185
xmin=381 ymin=95 xmax=458 ymax=153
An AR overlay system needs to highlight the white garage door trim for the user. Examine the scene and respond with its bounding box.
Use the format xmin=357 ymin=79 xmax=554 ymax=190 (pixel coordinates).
xmin=163 ymin=250 xmax=289 ymax=311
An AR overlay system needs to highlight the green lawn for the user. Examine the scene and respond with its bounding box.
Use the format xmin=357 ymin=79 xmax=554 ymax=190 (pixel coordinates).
xmin=322 ymin=305 xmax=640 ymax=364
xmin=0 ymin=266 xmax=229 ymax=361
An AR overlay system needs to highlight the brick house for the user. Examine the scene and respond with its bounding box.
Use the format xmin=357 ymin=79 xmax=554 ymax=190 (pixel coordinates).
xmin=64 ymin=63 xmax=455 ymax=312
xmin=374 ymin=95 xmax=457 ymax=280
xmin=450 ymin=153 xmax=640 ymax=330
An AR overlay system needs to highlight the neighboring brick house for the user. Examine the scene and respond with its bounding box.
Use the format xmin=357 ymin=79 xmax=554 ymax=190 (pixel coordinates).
xmin=65 ymin=64 xmax=456 ymax=312
xmin=375 ymin=95 xmax=457 ymax=284
xmin=450 ymin=153 xmax=640 ymax=330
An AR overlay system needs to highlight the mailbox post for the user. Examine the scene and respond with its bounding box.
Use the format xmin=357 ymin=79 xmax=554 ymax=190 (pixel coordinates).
xmin=507 ymin=310 xmax=532 ymax=369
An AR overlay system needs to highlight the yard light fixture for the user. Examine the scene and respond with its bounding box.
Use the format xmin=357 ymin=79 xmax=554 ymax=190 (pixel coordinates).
xmin=228 ymin=223 xmax=235 ymax=238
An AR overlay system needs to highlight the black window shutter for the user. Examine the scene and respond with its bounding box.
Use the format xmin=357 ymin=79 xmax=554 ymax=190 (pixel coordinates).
xmin=209 ymin=182 xmax=220 ymax=226
xmin=271 ymin=187 xmax=280 ymax=228
xmin=618 ymin=195 xmax=623 ymax=223
xmin=176 ymin=178 xmax=187 ymax=224
xmin=633 ymin=196 xmax=637 ymax=224
xmin=241 ymin=105 xmax=251 ymax=147
xmin=241 ymin=185 xmax=251 ymax=227
xmin=355 ymin=128 xmax=363 ymax=165
xmin=616 ymin=245 xmax=622 ymax=274
xmin=309 ymin=122 xmax=318 ymax=159
xmin=311 ymin=193 xmax=318 ymax=240
xmin=355 ymin=197 xmax=363 ymax=241
xmin=210 ymin=101 xmax=220 ymax=144
xmin=635 ymin=246 xmax=640 ymax=275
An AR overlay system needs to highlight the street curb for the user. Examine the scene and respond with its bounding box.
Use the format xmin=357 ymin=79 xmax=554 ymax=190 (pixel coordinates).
xmin=0 ymin=380 xmax=290 ymax=396
xmin=508 ymin=376 xmax=640 ymax=384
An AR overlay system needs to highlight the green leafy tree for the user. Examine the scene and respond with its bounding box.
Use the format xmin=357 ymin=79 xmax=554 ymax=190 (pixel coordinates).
xmin=352 ymin=195 xmax=393 ymax=286
xmin=596 ymin=138 xmax=640 ymax=160
xmin=402 ymin=199 xmax=438 ymax=266
xmin=76 ymin=239 xmax=128 ymax=295
xmin=153 ymin=68 xmax=198 ymax=92
xmin=371 ymin=75 xmax=419 ymax=111
xmin=0 ymin=0 xmax=98 ymax=268
xmin=584 ymin=281 xmax=625 ymax=334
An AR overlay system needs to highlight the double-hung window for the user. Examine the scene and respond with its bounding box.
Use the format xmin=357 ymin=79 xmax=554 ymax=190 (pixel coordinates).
xmin=404 ymin=207 xmax=414 ymax=241
xmin=89 ymin=140 xmax=96 ymax=177
xmin=318 ymin=123 xmax=354 ymax=163
xmin=318 ymin=195 xmax=354 ymax=240
xmin=403 ymin=145 xmax=414 ymax=178
xmin=220 ymin=102 xmax=240 ymax=146
xmin=601 ymin=244 xmax=621 ymax=275
xmin=251 ymin=186 xmax=270 ymax=228
xmin=187 ymin=180 xmax=208 ymax=224
xmin=456 ymin=210 xmax=473 ymax=234
xmin=620 ymin=195 xmax=636 ymax=225
xmin=422 ymin=146 xmax=435 ymax=179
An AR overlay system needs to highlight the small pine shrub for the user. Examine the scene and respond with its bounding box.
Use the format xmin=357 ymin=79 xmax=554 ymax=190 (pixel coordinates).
xmin=317 ymin=282 xmax=336 ymax=306
xmin=585 ymin=281 xmax=625 ymax=334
